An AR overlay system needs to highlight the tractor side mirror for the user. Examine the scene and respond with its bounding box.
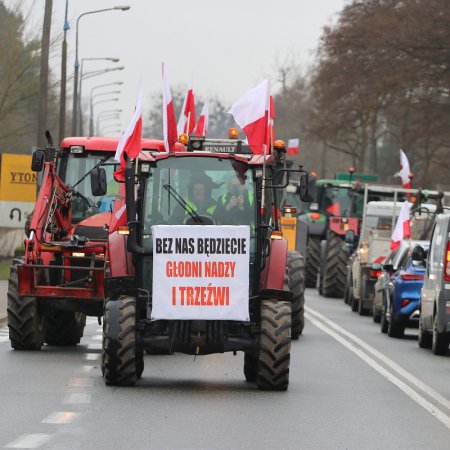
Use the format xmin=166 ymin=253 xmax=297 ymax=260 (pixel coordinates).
xmin=345 ymin=229 xmax=355 ymax=245
xmin=90 ymin=167 xmax=107 ymax=196
xmin=299 ymin=174 xmax=314 ymax=202
xmin=31 ymin=149 xmax=45 ymax=172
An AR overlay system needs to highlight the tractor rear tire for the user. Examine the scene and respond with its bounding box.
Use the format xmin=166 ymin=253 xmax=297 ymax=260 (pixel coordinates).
xmin=244 ymin=353 xmax=258 ymax=382
xmin=44 ymin=311 xmax=86 ymax=346
xmin=7 ymin=258 xmax=45 ymax=350
xmin=256 ymin=300 xmax=291 ymax=391
xmin=102 ymin=296 xmax=139 ymax=386
xmin=322 ymin=231 xmax=348 ymax=298
xmin=305 ymin=237 xmax=321 ymax=288
xmin=287 ymin=251 xmax=305 ymax=339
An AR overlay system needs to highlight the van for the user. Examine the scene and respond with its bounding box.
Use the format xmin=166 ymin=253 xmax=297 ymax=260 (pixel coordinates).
xmin=418 ymin=214 xmax=450 ymax=355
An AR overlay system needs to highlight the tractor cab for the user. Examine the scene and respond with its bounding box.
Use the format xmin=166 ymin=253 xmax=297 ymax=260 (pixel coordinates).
xmin=102 ymin=135 xmax=312 ymax=390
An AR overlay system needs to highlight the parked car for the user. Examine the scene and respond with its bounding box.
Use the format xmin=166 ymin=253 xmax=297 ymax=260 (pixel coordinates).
xmin=376 ymin=240 xmax=429 ymax=338
xmin=418 ymin=214 xmax=450 ymax=355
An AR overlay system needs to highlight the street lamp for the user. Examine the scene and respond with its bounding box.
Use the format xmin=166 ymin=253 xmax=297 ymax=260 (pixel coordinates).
xmin=96 ymin=109 xmax=123 ymax=135
xmin=88 ymin=82 xmax=123 ymax=136
xmin=78 ymin=59 xmax=120 ymax=135
xmin=71 ymin=5 xmax=130 ymax=135
xmin=87 ymin=89 xmax=121 ymax=136
xmin=58 ymin=0 xmax=70 ymax=143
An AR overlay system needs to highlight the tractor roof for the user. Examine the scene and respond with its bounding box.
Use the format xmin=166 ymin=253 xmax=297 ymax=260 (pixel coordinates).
xmin=60 ymin=137 xmax=185 ymax=153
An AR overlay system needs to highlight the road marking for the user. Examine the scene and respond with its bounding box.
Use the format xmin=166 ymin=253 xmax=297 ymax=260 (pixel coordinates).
xmin=87 ymin=342 xmax=102 ymax=351
xmin=68 ymin=377 xmax=94 ymax=388
xmin=77 ymin=365 xmax=95 ymax=373
xmin=306 ymin=306 xmax=450 ymax=411
xmin=305 ymin=310 xmax=450 ymax=430
xmin=63 ymin=393 xmax=91 ymax=404
xmin=91 ymin=334 xmax=103 ymax=341
xmin=85 ymin=353 xmax=100 ymax=361
xmin=41 ymin=411 xmax=80 ymax=424
xmin=5 ymin=433 xmax=51 ymax=448
xmin=0 ymin=327 xmax=8 ymax=343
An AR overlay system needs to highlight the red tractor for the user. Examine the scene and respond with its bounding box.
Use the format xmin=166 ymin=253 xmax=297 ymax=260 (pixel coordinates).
xmin=6 ymin=133 xmax=167 ymax=350
xmin=101 ymin=135 xmax=312 ymax=390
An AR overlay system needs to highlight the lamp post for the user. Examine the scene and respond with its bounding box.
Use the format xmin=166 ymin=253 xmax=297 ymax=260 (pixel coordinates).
xmin=58 ymin=0 xmax=70 ymax=143
xmin=96 ymin=109 xmax=122 ymax=135
xmin=71 ymin=5 xmax=130 ymax=136
xmin=78 ymin=66 xmax=124 ymax=135
xmin=88 ymin=82 xmax=123 ymax=135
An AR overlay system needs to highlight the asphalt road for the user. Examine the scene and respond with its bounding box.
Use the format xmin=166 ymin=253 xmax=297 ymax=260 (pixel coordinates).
xmin=1 ymin=288 xmax=450 ymax=449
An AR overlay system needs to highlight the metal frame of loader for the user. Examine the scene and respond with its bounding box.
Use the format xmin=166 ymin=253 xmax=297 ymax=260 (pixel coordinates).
xmin=101 ymin=136 xmax=311 ymax=390
xmin=346 ymin=184 xmax=450 ymax=315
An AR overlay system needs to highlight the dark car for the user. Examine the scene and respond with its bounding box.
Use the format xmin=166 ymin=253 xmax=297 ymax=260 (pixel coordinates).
xmin=376 ymin=241 xmax=429 ymax=338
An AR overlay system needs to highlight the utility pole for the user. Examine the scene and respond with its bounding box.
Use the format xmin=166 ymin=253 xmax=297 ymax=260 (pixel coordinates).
xmin=37 ymin=0 xmax=53 ymax=148
xmin=58 ymin=0 xmax=70 ymax=144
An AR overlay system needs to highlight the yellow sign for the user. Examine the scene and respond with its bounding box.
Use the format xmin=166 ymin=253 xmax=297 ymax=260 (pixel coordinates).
xmin=0 ymin=153 xmax=37 ymax=202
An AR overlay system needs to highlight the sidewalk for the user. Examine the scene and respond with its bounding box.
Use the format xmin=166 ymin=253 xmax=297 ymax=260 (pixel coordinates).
xmin=0 ymin=280 xmax=7 ymax=326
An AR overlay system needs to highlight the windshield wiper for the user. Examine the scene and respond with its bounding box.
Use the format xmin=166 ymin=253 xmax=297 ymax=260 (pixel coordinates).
xmin=71 ymin=155 xmax=112 ymax=189
xmin=163 ymin=184 xmax=203 ymax=223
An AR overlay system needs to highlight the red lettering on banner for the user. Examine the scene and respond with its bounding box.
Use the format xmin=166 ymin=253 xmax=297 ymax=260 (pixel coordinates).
xmin=170 ymin=286 xmax=230 ymax=306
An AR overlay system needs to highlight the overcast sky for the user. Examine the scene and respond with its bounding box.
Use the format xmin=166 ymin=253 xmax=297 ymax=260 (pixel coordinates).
xmin=10 ymin=0 xmax=348 ymax=134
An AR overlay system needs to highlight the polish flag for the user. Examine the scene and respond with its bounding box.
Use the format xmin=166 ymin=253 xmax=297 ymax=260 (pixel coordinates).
xmin=177 ymin=84 xmax=196 ymax=136
xmin=395 ymin=149 xmax=412 ymax=188
xmin=162 ymin=63 xmax=178 ymax=152
xmin=287 ymin=138 xmax=299 ymax=155
xmin=390 ymin=201 xmax=411 ymax=251
xmin=228 ymin=79 xmax=270 ymax=155
xmin=194 ymin=100 xmax=209 ymax=137
xmin=114 ymin=76 xmax=143 ymax=181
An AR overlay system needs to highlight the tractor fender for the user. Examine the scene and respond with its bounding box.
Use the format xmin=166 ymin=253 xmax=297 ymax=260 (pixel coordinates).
xmin=260 ymin=237 xmax=288 ymax=290
xmin=108 ymin=231 xmax=134 ymax=277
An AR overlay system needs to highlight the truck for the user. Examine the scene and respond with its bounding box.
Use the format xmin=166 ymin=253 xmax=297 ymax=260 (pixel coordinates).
xmin=101 ymin=134 xmax=312 ymax=390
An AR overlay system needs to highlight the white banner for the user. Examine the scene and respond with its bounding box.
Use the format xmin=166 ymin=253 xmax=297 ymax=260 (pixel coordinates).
xmin=152 ymin=225 xmax=250 ymax=321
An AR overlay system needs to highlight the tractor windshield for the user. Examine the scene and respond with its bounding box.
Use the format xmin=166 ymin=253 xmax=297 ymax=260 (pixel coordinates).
xmin=143 ymin=156 xmax=256 ymax=232
xmin=61 ymin=153 xmax=118 ymax=223
xmin=319 ymin=185 xmax=364 ymax=217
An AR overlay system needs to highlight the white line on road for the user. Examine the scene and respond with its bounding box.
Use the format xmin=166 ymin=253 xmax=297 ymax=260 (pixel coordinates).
xmin=68 ymin=377 xmax=94 ymax=388
xmin=63 ymin=393 xmax=91 ymax=404
xmin=305 ymin=311 xmax=450 ymax=431
xmin=85 ymin=353 xmax=100 ymax=361
xmin=41 ymin=411 xmax=80 ymax=424
xmin=5 ymin=433 xmax=51 ymax=449
xmin=306 ymin=306 xmax=450 ymax=411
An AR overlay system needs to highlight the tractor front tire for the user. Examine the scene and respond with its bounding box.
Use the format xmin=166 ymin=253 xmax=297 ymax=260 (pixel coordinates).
xmin=44 ymin=311 xmax=86 ymax=346
xmin=7 ymin=259 xmax=44 ymax=350
xmin=305 ymin=237 xmax=321 ymax=288
xmin=102 ymin=296 xmax=139 ymax=386
xmin=287 ymin=251 xmax=305 ymax=339
xmin=322 ymin=231 xmax=348 ymax=298
xmin=256 ymin=300 xmax=291 ymax=391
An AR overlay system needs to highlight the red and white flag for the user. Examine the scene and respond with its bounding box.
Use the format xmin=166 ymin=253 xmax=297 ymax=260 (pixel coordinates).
xmin=390 ymin=201 xmax=411 ymax=251
xmin=114 ymin=76 xmax=143 ymax=181
xmin=395 ymin=149 xmax=412 ymax=188
xmin=177 ymin=84 xmax=196 ymax=136
xmin=162 ymin=63 xmax=178 ymax=152
xmin=287 ymin=138 xmax=299 ymax=155
xmin=194 ymin=100 xmax=209 ymax=137
xmin=228 ymin=79 xmax=270 ymax=155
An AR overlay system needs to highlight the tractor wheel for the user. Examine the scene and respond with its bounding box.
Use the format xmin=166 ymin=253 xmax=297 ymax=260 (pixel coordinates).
xmin=287 ymin=251 xmax=305 ymax=339
xmin=7 ymin=258 xmax=45 ymax=350
xmin=432 ymin=314 xmax=448 ymax=356
xmin=256 ymin=300 xmax=291 ymax=391
xmin=243 ymin=353 xmax=258 ymax=382
xmin=418 ymin=317 xmax=432 ymax=349
xmin=102 ymin=296 xmax=139 ymax=386
xmin=305 ymin=237 xmax=321 ymax=288
xmin=44 ymin=311 xmax=86 ymax=346
xmin=322 ymin=231 xmax=348 ymax=298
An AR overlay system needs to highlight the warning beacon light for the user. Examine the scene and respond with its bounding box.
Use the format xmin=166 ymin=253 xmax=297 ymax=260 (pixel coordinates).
xmin=229 ymin=128 xmax=239 ymax=139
